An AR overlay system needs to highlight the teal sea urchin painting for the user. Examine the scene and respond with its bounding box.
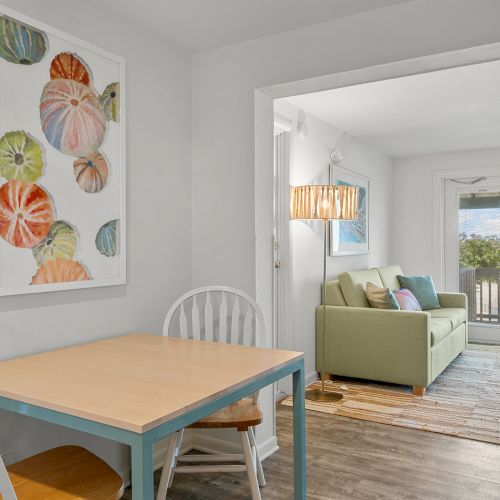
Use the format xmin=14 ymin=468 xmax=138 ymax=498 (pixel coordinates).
xmin=0 ymin=16 xmax=47 ymax=65
xmin=96 ymin=219 xmax=119 ymax=257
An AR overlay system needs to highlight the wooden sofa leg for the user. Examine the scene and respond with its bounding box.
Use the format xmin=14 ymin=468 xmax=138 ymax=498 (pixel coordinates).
xmin=412 ymin=386 xmax=426 ymax=396
xmin=322 ymin=372 xmax=333 ymax=381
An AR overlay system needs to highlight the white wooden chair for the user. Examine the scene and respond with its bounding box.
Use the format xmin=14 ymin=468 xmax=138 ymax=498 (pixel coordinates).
xmin=158 ymin=286 xmax=267 ymax=500
xmin=0 ymin=445 xmax=123 ymax=499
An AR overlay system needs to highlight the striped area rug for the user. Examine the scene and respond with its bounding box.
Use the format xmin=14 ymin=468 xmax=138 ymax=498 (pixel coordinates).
xmin=282 ymin=345 xmax=500 ymax=444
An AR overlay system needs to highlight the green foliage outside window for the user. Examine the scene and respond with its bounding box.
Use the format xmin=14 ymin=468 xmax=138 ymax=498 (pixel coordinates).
xmin=459 ymin=239 xmax=500 ymax=269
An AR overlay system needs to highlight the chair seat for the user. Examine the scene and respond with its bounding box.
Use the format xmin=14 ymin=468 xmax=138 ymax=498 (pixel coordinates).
xmin=188 ymin=398 xmax=263 ymax=431
xmin=5 ymin=446 xmax=124 ymax=500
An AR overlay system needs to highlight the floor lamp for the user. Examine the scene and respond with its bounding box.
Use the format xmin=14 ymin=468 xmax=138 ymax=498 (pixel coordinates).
xmin=290 ymin=184 xmax=358 ymax=402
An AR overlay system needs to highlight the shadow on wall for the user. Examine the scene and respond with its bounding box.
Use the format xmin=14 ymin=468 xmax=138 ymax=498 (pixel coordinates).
xmin=0 ymin=285 xmax=127 ymax=314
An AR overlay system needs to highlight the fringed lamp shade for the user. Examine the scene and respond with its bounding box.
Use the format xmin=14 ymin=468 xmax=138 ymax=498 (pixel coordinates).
xmin=290 ymin=185 xmax=358 ymax=221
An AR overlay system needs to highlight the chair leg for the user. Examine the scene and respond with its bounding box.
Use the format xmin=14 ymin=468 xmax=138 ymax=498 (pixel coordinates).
xmin=241 ymin=431 xmax=262 ymax=500
xmin=168 ymin=428 xmax=184 ymax=487
xmin=248 ymin=427 xmax=266 ymax=487
xmin=157 ymin=431 xmax=180 ymax=500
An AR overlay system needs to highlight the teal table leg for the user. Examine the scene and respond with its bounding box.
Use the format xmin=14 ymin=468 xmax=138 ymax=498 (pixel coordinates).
xmin=293 ymin=360 xmax=306 ymax=500
xmin=131 ymin=437 xmax=154 ymax=499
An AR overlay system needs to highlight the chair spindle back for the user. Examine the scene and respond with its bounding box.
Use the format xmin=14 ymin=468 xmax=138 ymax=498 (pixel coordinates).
xmin=163 ymin=286 xmax=265 ymax=349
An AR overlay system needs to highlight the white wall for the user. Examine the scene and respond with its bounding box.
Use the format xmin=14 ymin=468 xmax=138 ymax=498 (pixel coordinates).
xmin=0 ymin=0 xmax=192 ymax=475
xmin=274 ymin=101 xmax=393 ymax=380
xmin=192 ymin=0 xmax=500 ymax=449
xmin=392 ymin=147 xmax=500 ymax=283
xmin=192 ymin=0 xmax=500 ymax=291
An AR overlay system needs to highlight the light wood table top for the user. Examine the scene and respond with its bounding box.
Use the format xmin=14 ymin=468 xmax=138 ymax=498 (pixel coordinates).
xmin=0 ymin=334 xmax=303 ymax=433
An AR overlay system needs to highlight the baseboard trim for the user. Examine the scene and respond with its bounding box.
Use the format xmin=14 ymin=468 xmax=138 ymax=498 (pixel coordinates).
xmin=118 ymin=429 xmax=278 ymax=488
xmin=119 ymin=430 xmax=194 ymax=488
xmin=469 ymin=338 xmax=500 ymax=346
xmin=305 ymin=371 xmax=318 ymax=387
xmin=257 ymin=435 xmax=279 ymax=461
xmin=191 ymin=432 xmax=279 ymax=461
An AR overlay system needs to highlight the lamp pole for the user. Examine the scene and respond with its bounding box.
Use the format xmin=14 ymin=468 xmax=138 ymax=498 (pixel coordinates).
xmin=290 ymin=184 xmax=358 ymax=403
xmin=304 ymin=218 xmax=343 ymax=402
xmin=322 ymin=218 xmax=328 ymax=395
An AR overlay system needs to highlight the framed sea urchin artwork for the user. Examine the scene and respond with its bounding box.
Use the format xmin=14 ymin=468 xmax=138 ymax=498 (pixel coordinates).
xmin=0 ymin=5 xmax=126 ymax=296
xmin=329 ymin=165 xmax=369 ymax=256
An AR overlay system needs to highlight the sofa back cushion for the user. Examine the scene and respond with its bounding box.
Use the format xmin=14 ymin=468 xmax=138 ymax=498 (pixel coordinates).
xmin=339 ymin=269 xmax=383 ymax=307
xmin=324 ymin=281 xmax=347 ymax=306
xmin=377 ymin=265 xmax=403 ymax=291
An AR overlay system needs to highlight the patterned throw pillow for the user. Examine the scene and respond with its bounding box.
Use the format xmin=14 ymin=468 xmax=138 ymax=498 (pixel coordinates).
xmin=365 ymin=282 xmax=400 ymax=310
xmin=393 ymin=288 xmax=422 ymax=311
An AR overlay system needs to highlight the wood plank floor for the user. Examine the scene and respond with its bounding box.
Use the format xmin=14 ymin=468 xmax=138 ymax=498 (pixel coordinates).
xmin=125 ymin=405 xmax=500 ymax=499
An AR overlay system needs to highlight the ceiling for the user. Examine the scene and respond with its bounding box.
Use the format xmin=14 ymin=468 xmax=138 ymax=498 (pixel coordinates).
xmin=96 ymin=0 xmax=409 ymax=53
xmin=284 ymin=60 xmax=500 ymax=158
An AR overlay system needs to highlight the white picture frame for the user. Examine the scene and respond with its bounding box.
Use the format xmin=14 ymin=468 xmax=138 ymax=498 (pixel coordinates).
xmin=329 ymin=165 xmax=369 ymax=256
xmin=0 ymin=4 xmax=126 ymax=296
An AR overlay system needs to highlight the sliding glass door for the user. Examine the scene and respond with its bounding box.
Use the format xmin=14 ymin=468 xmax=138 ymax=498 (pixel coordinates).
xmin=444 ymin=177 xmax=500 ymax=343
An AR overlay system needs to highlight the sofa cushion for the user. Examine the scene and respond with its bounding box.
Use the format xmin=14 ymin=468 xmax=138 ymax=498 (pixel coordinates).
xmin=397 ymin=275 xmax=441 ymax=310
xmin=325 ymin=280 xmax=347 ymax=306
xmin=430 ymin=318 xmax=453 ymax=346
xmin=339 ymin=269 xmax=383 ymax=307
xmin=428 ymin=308 xmax=466 ymax=330
xmin=377 ymin=265 xmax=403 ymax=291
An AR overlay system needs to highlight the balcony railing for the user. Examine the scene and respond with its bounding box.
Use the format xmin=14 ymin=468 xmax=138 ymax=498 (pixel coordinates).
xmin=459 ymin=267 xmax=500 ymax=323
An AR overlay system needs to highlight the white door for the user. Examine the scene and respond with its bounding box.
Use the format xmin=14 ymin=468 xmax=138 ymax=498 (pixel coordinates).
xmin=444 ymin=176 xmax=500 ymax=343
xmin=273 ymin=114 xmax=293 ymax=396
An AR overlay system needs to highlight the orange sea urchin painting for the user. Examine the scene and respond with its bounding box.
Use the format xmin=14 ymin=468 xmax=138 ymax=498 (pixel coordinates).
xmin=32 ymin=257 xmax=90 ymax=284
xmin=0 ymin=179 xmax=54 ymax=248
xmin=73 ymin=152 xmax=109 ymax=193
xmin=50 ymin=52 xmax=90 ymax=86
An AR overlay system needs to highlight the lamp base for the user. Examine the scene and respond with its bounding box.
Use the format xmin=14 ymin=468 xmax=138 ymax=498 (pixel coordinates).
xmin=305 ymin=388 xmax=343 ymax=402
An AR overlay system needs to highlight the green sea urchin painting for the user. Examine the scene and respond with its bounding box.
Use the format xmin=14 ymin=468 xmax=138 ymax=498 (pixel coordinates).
xmin=32 ymin=221 xmax=78 ymax=266
xmin=0 ymin=131 xmax=44 ymax=182
xmin=100 ymin=82 xmax=119 ymax=122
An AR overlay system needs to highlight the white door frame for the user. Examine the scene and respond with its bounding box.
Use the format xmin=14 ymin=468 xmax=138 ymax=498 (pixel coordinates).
xmin=437 ymin=170 xmax=500 ymax=344
xmin=433 ymin=166 xmax=500 ymax=291
xmin=273 ymin=114 xmax=294 ymax=396
xmin=255 ymin=42 xmax=500 ymax=398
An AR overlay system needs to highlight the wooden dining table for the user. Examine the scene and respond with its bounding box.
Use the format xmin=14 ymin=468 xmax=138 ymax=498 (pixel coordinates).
xmin=0 ymin=334 xmax=306 ymax=499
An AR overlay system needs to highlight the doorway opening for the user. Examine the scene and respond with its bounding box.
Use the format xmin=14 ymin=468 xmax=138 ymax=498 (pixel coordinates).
xmin=444 ymin=176 xmax=500 ymax=343
xmin=256 ymin=43 xmax=500 ymax=407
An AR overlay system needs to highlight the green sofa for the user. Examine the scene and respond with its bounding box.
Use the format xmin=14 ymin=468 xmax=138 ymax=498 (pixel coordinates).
xmin=316 ymin=265 xmax=468 ymax=395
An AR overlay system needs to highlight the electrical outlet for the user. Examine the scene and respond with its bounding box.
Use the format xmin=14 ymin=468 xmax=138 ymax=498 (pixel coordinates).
xmin=0 ymin=451 xmax=15 ymax=466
